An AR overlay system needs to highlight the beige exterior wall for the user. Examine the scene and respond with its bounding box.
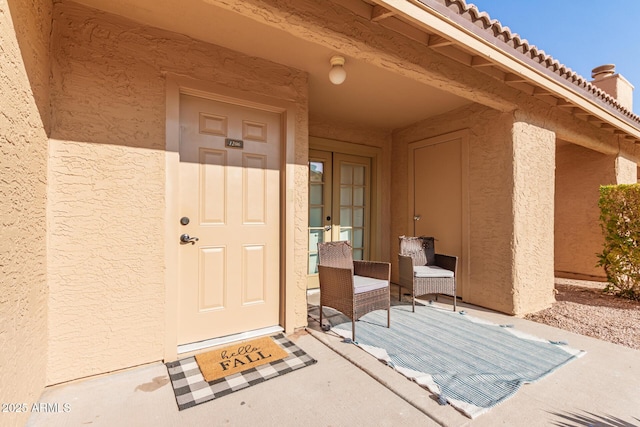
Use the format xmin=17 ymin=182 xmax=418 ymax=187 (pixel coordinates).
xmin=555 ymin=143 xmax=637 ymax=281
xmin=47 ymin=1 xmax=308 ymax=384
xmin=511 ymin=121 xmax=556 ymax=314
xmin=555 ymin=143 xmax=614 ymax=280
xmin=5 ymin=0 xmax=52 ymax=133
xmin=615 ymin=152 xmax=638 ymax=184
xmin=392 ymin=107 xmax=556 ymax=315
xmin=0 ymin=0 xmax=51 ymax=424
xmin=4 ymin=0 xmax=638 ymax=391
xmin=392 ymin=104 xmax=521 ymax=313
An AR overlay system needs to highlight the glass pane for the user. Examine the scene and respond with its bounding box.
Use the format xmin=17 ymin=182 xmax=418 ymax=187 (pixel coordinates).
xmin=354 ymin=208 xmax=364 ymax=227
xmin=340 ymin=228 xmax=351 ymax=242
xmin=353 ymin=166 xmax=365 ymax=185
xmin=353 ymin=228 xmax=363 ymax=248
xmin=309 ymin=207 xmax=323 ymax=227
xmin=353 ymin=249 xmax=363 ymax=261
xmin=310 ymin=184 xmax=323 ymax=205
xmin=340 ymin=164 xmax=352 ymax=184
xmin=353 ymin=187 xmax=364 ymax=206
xmin=340 ymin=186 xmax=352 ymax=205
xmin=309 ymin=162 xmax=324 ymax=183
xmin=340 ymin=208 xmax=352 ymax=227
xmin=308 ymin=253 xmax=318 ymax=274
xmin=309 ymin=229 xmax=323 ymax=251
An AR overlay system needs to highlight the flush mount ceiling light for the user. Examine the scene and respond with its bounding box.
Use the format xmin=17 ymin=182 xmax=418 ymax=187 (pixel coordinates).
xmin=329 ymin=55 xmax=347 ymax=85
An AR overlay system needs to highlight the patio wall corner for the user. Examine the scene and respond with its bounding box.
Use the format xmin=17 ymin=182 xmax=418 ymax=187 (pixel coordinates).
xmin=0 ymin=0 xmax=52 ymax=424
xmin=391 ymin=105 xmax=520 ymax=314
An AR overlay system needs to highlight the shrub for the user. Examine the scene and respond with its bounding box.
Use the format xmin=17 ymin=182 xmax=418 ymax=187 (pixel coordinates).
xmin=597 ymin=184 xmax=640 ymax=300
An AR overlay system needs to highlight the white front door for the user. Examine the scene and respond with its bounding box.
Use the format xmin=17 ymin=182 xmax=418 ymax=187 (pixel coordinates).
xmin=177 ymin=93 xmax=281 ymax=345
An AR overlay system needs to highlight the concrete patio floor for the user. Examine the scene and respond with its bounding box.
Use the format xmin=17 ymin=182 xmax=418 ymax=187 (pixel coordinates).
xmin=27 ymin=295 xmax=640 ymax=427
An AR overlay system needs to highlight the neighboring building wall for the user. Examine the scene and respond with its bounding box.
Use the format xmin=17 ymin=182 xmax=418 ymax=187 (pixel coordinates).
xmin=47 ymin=1 xmax=308 ymax=384
xmin=615 ymin=152 xmax=638 ymax=184
xmin=0 ymin=0 xmax=51 ymax=424
xmin=392 ymin=104 xmax=519 ymax=314
xmin=554 ymin=143 xmax=636 ymax=281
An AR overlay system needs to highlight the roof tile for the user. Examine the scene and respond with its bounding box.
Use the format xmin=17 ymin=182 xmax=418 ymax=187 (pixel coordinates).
xmin=420 ymin=0 xmax=640 ymax=125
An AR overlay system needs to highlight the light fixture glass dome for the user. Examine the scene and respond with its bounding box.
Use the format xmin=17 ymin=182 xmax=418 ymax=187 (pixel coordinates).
xmin=329 ymin=55 xmax=347 ymax=85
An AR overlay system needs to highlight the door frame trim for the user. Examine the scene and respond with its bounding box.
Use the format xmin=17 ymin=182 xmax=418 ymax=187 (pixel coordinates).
xmin=407 ymin=129 xmax=470 ymax=300
xmin=164 ymin=74 xmax=297 ymax=362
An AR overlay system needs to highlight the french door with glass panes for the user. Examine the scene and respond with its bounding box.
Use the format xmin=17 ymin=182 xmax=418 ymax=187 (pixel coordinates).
xmin=308 ymin=150 xmax=371 ymax=289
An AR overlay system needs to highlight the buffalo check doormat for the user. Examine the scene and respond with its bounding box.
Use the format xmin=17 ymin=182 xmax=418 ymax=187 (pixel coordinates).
xmin=166 ymin=334 xmax=317 ymax=410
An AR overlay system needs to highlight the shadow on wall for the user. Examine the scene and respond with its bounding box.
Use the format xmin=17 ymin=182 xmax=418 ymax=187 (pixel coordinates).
xmin=550 ymin=410 xmax=640 ymax=427
xmin=7 ymin=0 xmax=53 ymax=134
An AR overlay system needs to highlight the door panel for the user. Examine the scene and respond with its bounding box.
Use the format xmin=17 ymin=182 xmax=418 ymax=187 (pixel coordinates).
xmin=411 ymin=137 xmax=463 ymax=296
xmin=307 ymin=150 xmax=332 ymax=289
xmin=200 ymin=149 xmax=226 ymax=224
xmin=333 ymin=153 xmax=371 ymax=261
xmin=178 ymin=94 xmax=281 ymax=345
xmin=307 ymin=150 xmax=370 ymax=288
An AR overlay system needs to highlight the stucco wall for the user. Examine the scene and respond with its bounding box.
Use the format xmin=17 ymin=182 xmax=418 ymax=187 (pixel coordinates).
xmin=615 ymin=153 xmax=638 ymax=184
xmin=392 ymin=104 xmax=518 ymax=313
xmin=5 ymin=0 xmax=51 ymax=133
xmin=555 ymin=142 xmax=616 ymax=280
xmin=0 ymin=0 xmax=51 ymax=424
xmin=511 ymin=120 xmax=556 ymax=314
xmin=48 ymin=1 xmax=308 ymax=384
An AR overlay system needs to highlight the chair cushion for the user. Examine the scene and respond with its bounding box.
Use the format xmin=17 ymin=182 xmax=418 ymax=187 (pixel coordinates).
xmin=353 ymin=275 xmax=389 ymax=294
xmin=398 ymin=236 xmax=435 ymax=265
xmin=414 ymin=265 xmax=454 ymax=278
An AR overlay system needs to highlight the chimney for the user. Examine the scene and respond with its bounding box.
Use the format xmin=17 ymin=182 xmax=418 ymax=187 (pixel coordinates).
xmin=590 ymin=64 xmax=634 ymax=111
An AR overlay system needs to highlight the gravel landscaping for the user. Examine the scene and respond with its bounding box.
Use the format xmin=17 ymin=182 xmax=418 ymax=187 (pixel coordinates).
xmin=525 ymin=279 xmax=640 ymax=350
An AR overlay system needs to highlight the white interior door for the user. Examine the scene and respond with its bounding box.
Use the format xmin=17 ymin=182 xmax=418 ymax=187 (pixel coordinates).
xmin=178 ymin=93 xmax=281 ymax=345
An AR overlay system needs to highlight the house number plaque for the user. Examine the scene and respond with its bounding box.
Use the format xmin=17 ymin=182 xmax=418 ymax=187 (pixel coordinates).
xmin=225 ymin=138 xmax=244 ymax=149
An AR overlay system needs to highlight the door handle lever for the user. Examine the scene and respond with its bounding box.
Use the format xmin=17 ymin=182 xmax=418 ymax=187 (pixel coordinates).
xmin=180 ymin=234 xmax=199 ymax=245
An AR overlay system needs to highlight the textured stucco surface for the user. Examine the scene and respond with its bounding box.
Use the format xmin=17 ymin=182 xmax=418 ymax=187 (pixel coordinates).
xmin=390 ymin=92 xmax=637 ymax=315
xmin=7 ymin=0 xmax=638 ymax=391
xmin=0 ymin=0 xmax=51 ymax=424
xmin=392 ymin=104 xmax=517 ymax=313
xmin=392 ymin=107 xmax=557 ymax=315
xmin=615 ymin=153 xmax=638 ymax=184
xmin=511 ymin=121 xmax=556 ymax=315
xmin=5 ymin=0 xmax=51 ymax=134
xmin=47 ymin=1 xmax=308 ymax=384
xmin=555 ymin=144 xmax=618 ymax=280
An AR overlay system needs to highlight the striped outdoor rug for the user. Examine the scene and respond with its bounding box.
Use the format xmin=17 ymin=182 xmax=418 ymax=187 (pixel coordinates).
xmin=331 ymin=304 xmax=585 ymax=419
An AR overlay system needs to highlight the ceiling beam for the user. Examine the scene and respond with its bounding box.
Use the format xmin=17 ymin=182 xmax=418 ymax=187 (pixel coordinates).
xmin=371 ymin=5 xmax=395 ymax=22
xmin=470 ymin=56 xmax=493 ymax=67
xmin=427 ymin=34 xmax=453 ymax=47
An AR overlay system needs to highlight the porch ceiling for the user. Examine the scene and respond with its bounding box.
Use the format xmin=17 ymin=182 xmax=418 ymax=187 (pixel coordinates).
xmin=71 ymin=0 xmax=471 ymax=129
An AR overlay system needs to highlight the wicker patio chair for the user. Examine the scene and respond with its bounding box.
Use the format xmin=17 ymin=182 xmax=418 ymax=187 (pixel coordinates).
xmin=317 ymin=241 xmax=391 ymax=341
xmin=398 ymin=236 xmax=457 ymax=312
